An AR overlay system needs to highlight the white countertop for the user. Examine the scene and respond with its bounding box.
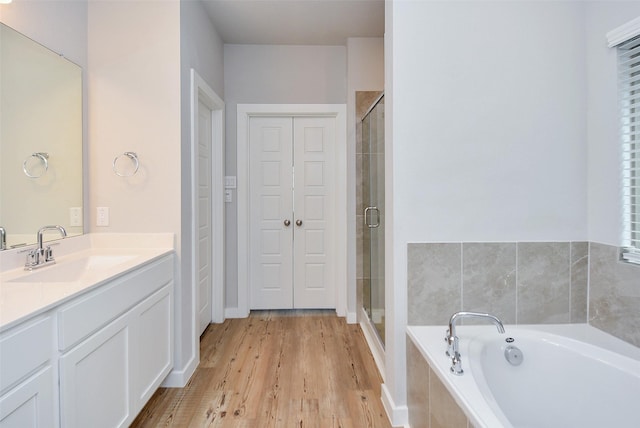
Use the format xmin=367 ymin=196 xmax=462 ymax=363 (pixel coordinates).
xmin=0 ymin=233 xmax=174 ymax=332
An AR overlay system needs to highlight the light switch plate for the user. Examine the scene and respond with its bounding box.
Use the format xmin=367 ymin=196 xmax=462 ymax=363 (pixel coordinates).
xmin=69 ymin=207 xmax=82 ymax=226
xmin=224 ymin=176 xmax=237 ymax=189
xmin=97 ymin=207 xmax=109 ymax=227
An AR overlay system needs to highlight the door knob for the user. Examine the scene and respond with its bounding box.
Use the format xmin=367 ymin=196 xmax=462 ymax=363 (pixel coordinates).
xmin=295 ymin=219 xmax=303 ymax=226
xmin=284 ymin=219 xmax=291 ymax=227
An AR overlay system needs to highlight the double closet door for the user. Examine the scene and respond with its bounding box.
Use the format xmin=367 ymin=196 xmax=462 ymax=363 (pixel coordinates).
xmin=249 ymin=116 xmax=335 ymax=310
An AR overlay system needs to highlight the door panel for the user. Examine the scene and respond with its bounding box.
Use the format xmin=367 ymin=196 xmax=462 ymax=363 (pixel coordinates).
xmin=197 ymin=99 xmax=212 ymax=334
xmin=293 ymin=117 xmax=335 ymax=308
xmin=248 ymin=116 xmax=335 ymax=310
xmin=249 ymin=117 xmax=294 ymax=309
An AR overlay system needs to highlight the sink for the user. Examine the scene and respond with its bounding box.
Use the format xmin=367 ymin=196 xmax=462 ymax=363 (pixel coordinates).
xmin=9 ymin=254 xmax=137 ymax=283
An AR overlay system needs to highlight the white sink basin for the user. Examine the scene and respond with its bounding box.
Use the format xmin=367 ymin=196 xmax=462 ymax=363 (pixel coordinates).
xmin=9 ymin=255 xmax=137 ymax=283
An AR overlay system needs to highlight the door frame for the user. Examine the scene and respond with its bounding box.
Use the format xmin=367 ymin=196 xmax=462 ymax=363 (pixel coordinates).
xmin=190 ymin=69 xmax=225 ymax=330
xmin=236 ymin=104 xmax=347 ymax=318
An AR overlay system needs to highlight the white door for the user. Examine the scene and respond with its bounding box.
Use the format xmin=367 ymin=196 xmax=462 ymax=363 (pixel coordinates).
xmin=249 ymin=116 xmax=335 ymax=309
xmin=197 ymin=99 xmax=212 ymax=334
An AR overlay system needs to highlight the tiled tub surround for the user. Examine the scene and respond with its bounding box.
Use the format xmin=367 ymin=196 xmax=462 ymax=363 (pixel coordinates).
xmin=407 ymin=242 xmax=589 ymax=327
xmin=589 ymin=242 xmax=640 ymax=347
xmin=407 ymin=339 xmax=474 ymax=428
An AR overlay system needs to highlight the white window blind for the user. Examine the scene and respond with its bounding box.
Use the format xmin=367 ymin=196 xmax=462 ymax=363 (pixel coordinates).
xmin=619 ymin=35 xmax=640 ymax=264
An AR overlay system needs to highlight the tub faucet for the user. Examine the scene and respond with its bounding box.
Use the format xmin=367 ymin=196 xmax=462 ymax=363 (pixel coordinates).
xmin=445 ymin=311 xmax=505 ymax=375
xmin=24 ymin=225 xmax=67 ymax=270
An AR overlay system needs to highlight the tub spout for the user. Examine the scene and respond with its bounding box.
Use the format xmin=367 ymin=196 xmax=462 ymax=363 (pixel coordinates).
xmin=445 ymin=311 xmax=505 ymax=375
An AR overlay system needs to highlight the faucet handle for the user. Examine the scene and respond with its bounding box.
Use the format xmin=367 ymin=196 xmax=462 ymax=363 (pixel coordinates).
xmin=25 ymin=248 xmax=41 ymax=269
xmin=44 ymin=246 xmax=55 ymax=262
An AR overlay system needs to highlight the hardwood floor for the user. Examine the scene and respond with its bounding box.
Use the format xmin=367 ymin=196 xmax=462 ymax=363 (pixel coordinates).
xmin=131 ymin=310 xmax=392 ymax=427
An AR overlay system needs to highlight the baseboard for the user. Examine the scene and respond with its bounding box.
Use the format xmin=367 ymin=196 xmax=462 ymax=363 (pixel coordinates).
xmin=381 ymin=383 xmax=409 ymax=427
xmin=347 ymin=311 xmax=357 ymax=324
xmin=224 ymin=307 xmax=249 ymax=319
xmin=161 ymin=355 xmax=198 ymax=388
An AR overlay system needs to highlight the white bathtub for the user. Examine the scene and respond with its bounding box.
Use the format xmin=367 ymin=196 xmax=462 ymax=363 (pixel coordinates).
xmin=407 ymin=324 xmax=640 ymax=428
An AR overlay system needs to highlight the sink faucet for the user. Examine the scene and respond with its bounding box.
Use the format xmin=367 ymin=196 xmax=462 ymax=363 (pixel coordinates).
xmin=445 ymin=311 xmax=505 ymax=375
xmin=0 ymin=226 xmax=5 ymax=250
xmin=24 ymin=225 xmax=67 ymax=270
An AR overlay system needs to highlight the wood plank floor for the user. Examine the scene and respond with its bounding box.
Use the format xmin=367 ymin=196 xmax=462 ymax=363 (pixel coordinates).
xmin=131 ymin=310 xmax=392 ymax=427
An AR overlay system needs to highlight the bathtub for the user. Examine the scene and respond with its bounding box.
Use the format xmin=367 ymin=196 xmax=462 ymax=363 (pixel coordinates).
xmin=407 ymin=324 xmax=640 ymax=428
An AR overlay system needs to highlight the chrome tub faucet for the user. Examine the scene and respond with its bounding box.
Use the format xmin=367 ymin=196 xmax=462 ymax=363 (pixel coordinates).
xmin=445 ymin=311 xmax=505 ymax=375
xmin=24 ymin=225 xmax=67 ymax=270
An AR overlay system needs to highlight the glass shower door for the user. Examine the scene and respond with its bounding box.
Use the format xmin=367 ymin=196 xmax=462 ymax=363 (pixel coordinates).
xmin=363 ymin=95 xmax=385 ymax=345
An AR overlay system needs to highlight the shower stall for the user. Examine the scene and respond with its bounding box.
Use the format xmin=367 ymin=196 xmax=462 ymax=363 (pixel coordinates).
xmin=359 ymin=93 xmax=385 ymax=346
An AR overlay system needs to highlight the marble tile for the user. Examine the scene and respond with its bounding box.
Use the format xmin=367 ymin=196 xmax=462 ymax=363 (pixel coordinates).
xmin=362 ymin=277 xmax=371 ymax=316
xmin=517 ymin=242 xmax=571 ymax=324
xmin=462 ymin=243 xmax=516 ymax=324
xmin=408 ymin=243 xmax=462 ymax=325
xmin=356 ymin=154 xmax=364 ymax=213
xmin=407 ymin=339 xmax=430 ymax=428
xmin=356 ymin=91 xmax=383 ymax=122
xmin=356 ymin=279 xmax=364 ymax=322
xmin=430 ymin=367 xmax=468 ymax=428
xmin=356 ymin=214 xmax=365 ymax=279
xmin=589 ymin=242 xmax=640 ymax=347
xmin=570 ymin=242 xmax=589 ymax=323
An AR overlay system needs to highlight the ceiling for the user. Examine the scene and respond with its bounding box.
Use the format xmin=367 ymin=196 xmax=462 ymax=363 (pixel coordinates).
xmin=201 ymin=0 xmax=385 ymax=46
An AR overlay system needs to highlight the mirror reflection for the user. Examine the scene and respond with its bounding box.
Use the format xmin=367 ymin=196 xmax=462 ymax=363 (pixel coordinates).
xmin=0 ymin=22 xmax=83 ymax=249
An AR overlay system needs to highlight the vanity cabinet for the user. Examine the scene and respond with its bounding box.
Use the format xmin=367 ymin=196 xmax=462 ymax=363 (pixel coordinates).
xmin=58 ymin=255 xmax=173 ymax=428
xmin=0 ymin=252 xmax=173 ymax=428
xmin=0 ymin=316 xmax=57 ymax=428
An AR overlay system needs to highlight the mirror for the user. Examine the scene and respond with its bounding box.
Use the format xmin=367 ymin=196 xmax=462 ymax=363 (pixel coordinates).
xmin=0 ymin=22 xmax=83 ymax=249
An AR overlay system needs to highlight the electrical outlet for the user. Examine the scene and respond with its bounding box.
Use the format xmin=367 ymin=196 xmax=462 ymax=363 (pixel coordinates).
xmin=69 ymin=207 xmax=83 ymax=227
xmin=97 ymin=207 xmax=109 ymax=227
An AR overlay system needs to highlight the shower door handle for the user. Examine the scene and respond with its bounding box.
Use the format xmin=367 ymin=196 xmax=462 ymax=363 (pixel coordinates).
xmin=364 ymin=206 xmax=380 ymax=228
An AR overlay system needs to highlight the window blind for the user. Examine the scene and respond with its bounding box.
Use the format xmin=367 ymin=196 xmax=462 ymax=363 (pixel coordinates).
xmin=619 ymin=35 xmax=640 ymax=264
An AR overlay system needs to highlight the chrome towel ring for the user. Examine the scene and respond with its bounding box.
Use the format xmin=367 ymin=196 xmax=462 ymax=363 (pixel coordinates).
xmin=113 ymin=152 xmax=139 ymax=177
xmin=23 ymin=152 xmax=49 ymax=178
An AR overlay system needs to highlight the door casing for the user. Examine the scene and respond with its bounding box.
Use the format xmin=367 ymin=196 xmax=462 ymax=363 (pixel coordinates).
xmin=236 ymin=104 xmax=347 ymax=318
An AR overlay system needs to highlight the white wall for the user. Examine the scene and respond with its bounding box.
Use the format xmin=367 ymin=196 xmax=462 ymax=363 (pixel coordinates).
xmin=347 ymin=37 xmax=384 ymax=319
xmin=178 ymin=0 xmax=225 ymax=381
xmin=87 ymin=0 xmax=186 ymax=376
xmin=223 ymin=44 xmax=347 ymax=309
xmin=387 ymin=1 xmax=590 ymax=424
xmin=586 ymin=2 xmax=640 ymax=246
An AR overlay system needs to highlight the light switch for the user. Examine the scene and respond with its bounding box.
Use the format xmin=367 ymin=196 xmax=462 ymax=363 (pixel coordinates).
xmin=224 ymin=176 xmax=237 ymax=189
xmin=225 ymin=189 xmax=233 ymax=203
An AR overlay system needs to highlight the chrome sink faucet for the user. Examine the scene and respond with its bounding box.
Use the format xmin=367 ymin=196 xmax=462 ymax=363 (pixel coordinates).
xmin=445 ymin=311 xmax=505 ymax=375
xmin=24 ymin=225 xmax=67 ymax=270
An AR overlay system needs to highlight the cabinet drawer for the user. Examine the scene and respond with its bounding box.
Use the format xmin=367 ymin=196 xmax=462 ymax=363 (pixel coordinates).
xmin=0 ymin=315 xmax=54 ymax=394
xmin=58 ymin=255 xmax=172 ymax=351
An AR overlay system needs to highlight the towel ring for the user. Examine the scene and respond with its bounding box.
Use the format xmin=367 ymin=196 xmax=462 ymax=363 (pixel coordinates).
xmin=113 ymin=152 xmax=139 ymax=177
xmin=23 ymin=152 xmax=49 ymax=178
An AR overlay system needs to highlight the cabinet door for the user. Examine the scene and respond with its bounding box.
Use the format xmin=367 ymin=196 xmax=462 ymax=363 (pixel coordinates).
xmin=0 ymin=366 xmax=56 ymax=428
xmin=132 ymin=286 xmax=173 ymax=409
xmin=59 ymin=316 xmax=132 ymax=428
